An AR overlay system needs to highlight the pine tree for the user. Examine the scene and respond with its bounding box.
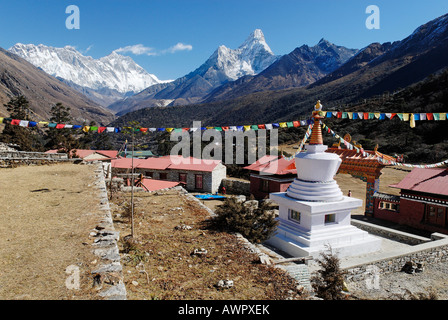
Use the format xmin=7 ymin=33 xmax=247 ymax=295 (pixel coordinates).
xmin=44 ymin=103 xmax=79 ymax=154
xmin=210 ymin=197 xmax=278 ymax=243
xmin=0 ymin=95 xmax=43 ymax=151
xmin=311 ymin=245 xmax=347 ymax=300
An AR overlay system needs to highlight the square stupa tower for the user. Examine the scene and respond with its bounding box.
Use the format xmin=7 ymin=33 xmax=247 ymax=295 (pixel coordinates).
xmin=266 ymin=101 xmax=382 ymax=258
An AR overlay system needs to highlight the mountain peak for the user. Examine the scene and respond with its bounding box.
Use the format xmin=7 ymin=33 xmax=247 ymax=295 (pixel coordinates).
xmin=9 ymin=43 xmax=164 ymax=94
xmin=250 ymin=29 xmax=265 ymax=41
xmin=241 ymin=29 xmax=267 ymax=48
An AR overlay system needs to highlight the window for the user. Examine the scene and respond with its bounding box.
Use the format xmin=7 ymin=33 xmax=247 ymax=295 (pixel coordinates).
xmin=145 ymin=171 xmax=153 ymax=178
xmin=179 ymin=173 xmax=187 ymax=183
xmin=289 ymin=209 xmax=301 ymax=224
xmin=159 ymin=172 xmax=168 ymax=180
xmin=325 ymin=214 xmax=336 ymax=225
xmin=379 ymin=201 xmax=399 ymax=212
xmin=260 ymin=179 xmax=269 ymax=193
xmin=195 ymin=174 xmax=203 ymax=190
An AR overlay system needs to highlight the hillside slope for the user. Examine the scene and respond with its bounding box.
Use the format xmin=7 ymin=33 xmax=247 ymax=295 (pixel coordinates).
xmin=0 ymin=48 xmax=115 ymax=124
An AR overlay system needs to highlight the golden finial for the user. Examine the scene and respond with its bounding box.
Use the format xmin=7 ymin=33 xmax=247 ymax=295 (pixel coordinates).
xmin=310 ymin=100 xmax=324 ymax=145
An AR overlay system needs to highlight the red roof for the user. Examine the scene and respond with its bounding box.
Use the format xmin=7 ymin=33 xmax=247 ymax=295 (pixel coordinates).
xmin=164 ymin=155 xmax=221 ymax=172
xmin=46 ymin=149 xmax=118 ymax=160
xmin=326 ymin=148 xmax=396 ymax=162
xmin=244 ymin=155 xmax=296 ymax=175
xmin=111 ymin=156 xmax=221 ymax=172
xmin=138 ymin=178 xmax=180 ymax=192
xmin=390 ymin=168 xmax=448 ymax=196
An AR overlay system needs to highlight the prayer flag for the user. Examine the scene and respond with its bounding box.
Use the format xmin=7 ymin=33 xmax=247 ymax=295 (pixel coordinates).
xmin=19 ymin=120 xmax=29 ymax=127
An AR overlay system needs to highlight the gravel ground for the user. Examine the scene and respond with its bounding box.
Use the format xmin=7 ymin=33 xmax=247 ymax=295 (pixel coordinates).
xmin=344 ymin=261 xmax=448 ymax=300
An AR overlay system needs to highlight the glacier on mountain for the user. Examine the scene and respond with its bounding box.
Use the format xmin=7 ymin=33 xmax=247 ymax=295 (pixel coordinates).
xmin=204 ymin=29 xmax=278 ymax=81
xmin=8 ymin=43 xmax=167 ymax=94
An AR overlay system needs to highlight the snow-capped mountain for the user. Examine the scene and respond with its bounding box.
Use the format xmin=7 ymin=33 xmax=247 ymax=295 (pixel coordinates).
xmin=202 ymin=38 xmax=358 ymax=103
xmin=108 ymin=29 xmax=278 ymax=114
xmin=203 ymin=29 xmax=278 ymax=81
xmin=9 ymin=43 xmax=167 ymax=106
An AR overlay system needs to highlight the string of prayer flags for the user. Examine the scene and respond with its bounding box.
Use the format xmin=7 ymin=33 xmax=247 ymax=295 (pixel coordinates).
xmin=0 ymin=116 xmax=315 ymax=135
xmin=321 ymin=111 xmax=447 ymax=128
xmin=283 ymin=123 xmax=314 ymax=161
xmin=322 ymin=122 xmax=448 ymax=169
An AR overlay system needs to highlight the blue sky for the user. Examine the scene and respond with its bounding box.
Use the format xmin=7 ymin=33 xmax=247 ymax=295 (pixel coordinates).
xmin=1 ymin=0 xmax=447 ymax=80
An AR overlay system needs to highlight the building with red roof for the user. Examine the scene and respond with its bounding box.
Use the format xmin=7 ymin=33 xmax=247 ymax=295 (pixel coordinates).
xmin=45 ymin=149 xmax=119 ymax=162
xmin=244 ymin=155 xmax=297 ymax=200
xmin=111 ymin=155 xmax=226 ymax=194
xmin=373 ymin=168 xmax=448 ymax=234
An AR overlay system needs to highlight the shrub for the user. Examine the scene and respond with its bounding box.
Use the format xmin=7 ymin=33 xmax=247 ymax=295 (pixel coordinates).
xmin=311 ymin=245 xmax=347 ymax=300
xmin=209 ymin=197 xmax=278 ymax=244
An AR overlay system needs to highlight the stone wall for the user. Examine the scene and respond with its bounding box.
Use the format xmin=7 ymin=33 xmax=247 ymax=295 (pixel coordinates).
xmin=0 ymin=150 xmax=68 ymax=160
xmin=89 ymin=163 xmax=127 ymax=300
xmin=0 ymin=150 xmax=72 ymax=167
xmin=221 ymin=178 xmax=251 ymax=196
xmin=113 ymin=164 xmax=226 ymax=194
xmin=343 ymin=231 xmax=448 ymax=282
xmin=351 ymin=219 xmax=431 ymax=245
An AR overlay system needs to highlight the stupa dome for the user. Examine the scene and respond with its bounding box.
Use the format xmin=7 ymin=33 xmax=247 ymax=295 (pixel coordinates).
xmin=286 ymin=101 xmax=344 ymax=202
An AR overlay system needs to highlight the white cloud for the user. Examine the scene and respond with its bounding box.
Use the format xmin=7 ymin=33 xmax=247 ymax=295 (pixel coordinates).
xmin=113 ymin=42 xmax=193 ymax=56
xmin=165 ymin=42 xmax=193 ymax=53
xmin=114 ymin=44 xmax=156 ymax=56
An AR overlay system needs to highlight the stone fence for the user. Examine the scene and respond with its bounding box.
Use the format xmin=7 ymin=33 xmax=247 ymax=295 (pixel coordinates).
xmin=221 ymin=178 xmax=251 ymax=196
xmin=351 ymin=219 xmax=431 ymax=245
xmin=0 ymin=150 xmax=68 ymax=160
xmin=0 ymin=151 xmax=75 ymax=167
xmin=343 ymin=220 xmax=448 ymax=282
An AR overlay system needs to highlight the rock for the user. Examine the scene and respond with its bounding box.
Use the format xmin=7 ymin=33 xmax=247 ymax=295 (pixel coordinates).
xmin=216 ymin=279 xmax=234 ymax=289
xmin=233 ymin=195 xmax=246 ymax=203
xmin=174 ymin=224 xmax=193 ymax=230
xmin=401 ymin=261 xmax=417 ymax=274
xmin=191 ymin=248 xmax=208 ymax=257
xmin=416 ymin=262 xmax=425 ymax=273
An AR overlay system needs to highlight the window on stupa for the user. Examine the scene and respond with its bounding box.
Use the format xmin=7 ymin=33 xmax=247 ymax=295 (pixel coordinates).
xmin=289 ymin=209 xmax=301 ymax=224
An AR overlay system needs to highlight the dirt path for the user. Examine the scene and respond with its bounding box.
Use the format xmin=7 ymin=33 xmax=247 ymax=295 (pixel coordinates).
xmin=0 ymin=163 xmax=100 ymax=299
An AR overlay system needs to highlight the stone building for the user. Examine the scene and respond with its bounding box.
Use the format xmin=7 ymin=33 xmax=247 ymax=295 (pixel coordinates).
xmin=111 ymin=155 xmax=226 ymax=194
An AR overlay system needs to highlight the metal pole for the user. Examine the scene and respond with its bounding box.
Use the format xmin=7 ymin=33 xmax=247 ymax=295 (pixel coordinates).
xmin=131 ymin=129 xmax=135 ymax=237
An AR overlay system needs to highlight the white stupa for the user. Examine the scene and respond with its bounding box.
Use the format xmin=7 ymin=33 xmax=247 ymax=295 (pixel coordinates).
xmin=266 ymin=101 xmax=382 ymax=258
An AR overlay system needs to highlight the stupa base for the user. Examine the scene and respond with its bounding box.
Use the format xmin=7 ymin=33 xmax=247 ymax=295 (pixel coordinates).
xmin=265 ymin=224 xmax=382 ymax=259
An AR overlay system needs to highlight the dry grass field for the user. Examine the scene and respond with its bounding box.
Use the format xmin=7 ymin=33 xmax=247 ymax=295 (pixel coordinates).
xmin=0 ymin=163 xmax=100 ymax=300
xmin=0 ymin=160 xmax=411 ymax=300
xmin=110 ymin=190 xmax=306 ymax=300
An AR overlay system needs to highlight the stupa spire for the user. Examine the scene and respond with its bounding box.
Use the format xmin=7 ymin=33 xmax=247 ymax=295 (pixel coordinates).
xmin=309 ymin=100 xmax=324 ymax=145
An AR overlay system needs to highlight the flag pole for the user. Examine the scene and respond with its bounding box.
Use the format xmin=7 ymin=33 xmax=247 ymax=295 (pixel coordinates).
xmin=131 ymin=128 xmax=135 ymax=238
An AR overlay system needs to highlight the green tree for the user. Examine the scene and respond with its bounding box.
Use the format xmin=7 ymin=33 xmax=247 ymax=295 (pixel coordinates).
xmin=44 ymin=103 xmax=79 ymax=154
xmin=208 ymin=197 xmax=278 ymax=244
xmin=0 ymin=95 xmax=43 ymax=151
xmin=5 ymin=95 xmax=31 ymax=120
xmin=311 ymin=245 xmax=347 ymax=300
